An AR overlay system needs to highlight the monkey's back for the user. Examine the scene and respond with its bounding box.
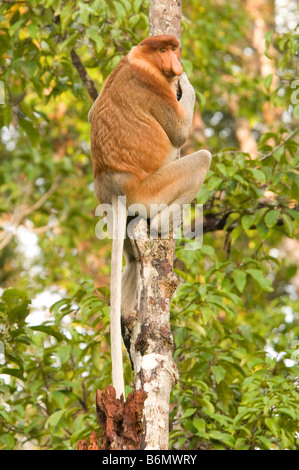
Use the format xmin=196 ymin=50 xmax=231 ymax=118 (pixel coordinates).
xmin=90 ymin=57 xmax=174 ymax=181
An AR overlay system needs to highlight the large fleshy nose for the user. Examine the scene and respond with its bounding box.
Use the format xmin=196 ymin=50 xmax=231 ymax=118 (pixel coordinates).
xmin=171 ymin=52 xmax=183 ymax=76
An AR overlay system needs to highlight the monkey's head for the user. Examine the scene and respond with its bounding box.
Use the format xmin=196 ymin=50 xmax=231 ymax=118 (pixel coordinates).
xmin=136 ymin=35 xmax=183 ymax=80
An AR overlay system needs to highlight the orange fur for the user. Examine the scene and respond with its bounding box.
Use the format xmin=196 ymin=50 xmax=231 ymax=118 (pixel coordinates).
xmin=90 ymin=36 xmax=184 ymax=184
xmin=89 ymin=36 xmax=212 ymax=399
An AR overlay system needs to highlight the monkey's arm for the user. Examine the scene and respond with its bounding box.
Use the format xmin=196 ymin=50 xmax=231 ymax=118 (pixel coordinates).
xmin=177 ymin=72 xmax=196 ymax=132
xmin=150 ymin=73 xmax=195 ymax=149
xmin=88 ymin=93 xmax=101 ymax=124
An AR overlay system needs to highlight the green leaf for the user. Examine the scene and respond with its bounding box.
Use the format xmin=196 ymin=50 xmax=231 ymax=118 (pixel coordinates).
xmin=2 ymin=289 xmax=30 ymax=324
xmin=86 ymin=27 xmax=104 ymax=53
xmin=196 ymin=90 xmax=206 ymax=106
xmin=238 ymin=325 xmax=253 ymax=341
xmin=59 ymin=32 xmax=80 ymax=52
xmin=264 ymin=73 xmax=274 ymax=92
xmin=233 ymin=174 xmax=248 ymax=186
xmin=241 ymin=214 xmax=255 ymax=231
xmin=197 ymin=186 xmax=209 ymax=204
xmin=133 ymin=0 xmax=143 ymax=11
xmin=27 ymin=24 xmax=39 ymax=38
xmin=45 ymin=409 xmax=65 ymax=429
xmin=265 ymin=417 xmax=280 ymax=438
xmin=200 ymin=245 xmax=215 ymax=257
xmin=182 ymin=408 xmax=196 ymax=418
xmin=265 ymin=30 xmax=274 ymax=50
xmin=277 ymin=407 xmax=297 ymax=420
xmin=208 ymin=176 xmax=222 ymax=190
xmin=0 ymin=367 xmax=24 ymax=379
xmin=211 ymin=365 xmax=226 ymax=384
xmin=286 ymin=208 xmax=299 ymax=221
xmin=60 ymin=4 xmax=73 ymax=35
xmin=273 ymin=146 xmax=285 ymax=161
xmin=30 ymin=325 xmax=65 ymax=341
xmin=233 ymin=269 xmax=247 ymax=293
xmin=257 ymin=435 xmax=273 ymax=450
xmin=50 ymin=391 xmax=66 ymax=408
xmin=234 ymin=407 xmax=260 ymax=425
xmin=248 ymin=168 xmax=266 ymax=183
xmin=281 ymin=213 xmax=294 ymax=237
xmin=50 ymin=299 xmax=71 ymax=316
xmin=208 ymin=430 xmax=235 ymax=447
xmin=79 ymin=2 xmax=90 ymax=25
xmin=129 ymin=14 xmax=141 ymax=28
xmin=230 ymin=225 xmax=243 ymax=244
xmin=2 ymin=288 xmax=30 ymax=308
xmin=254 ymin=207 xmax=268 ymax=224
xmin=8 ymin=18 xmax=25 ymax=37
xmin=56 ymin=344 xmax=72 ymax=364
xmin=199 ymin=398 xmax=215 ymax=414
xmin=264 ymin=209 xmax=280 ymax=228
xmin=193 ymin=417 xmax=206 ymax=436
xmin=281 ymin=428 xmax=292 ymax=448
xmin=69 ymin=414 xmax=87 ymax=445
xmin=19 ymin=118 xmax=40 ymax=147
xmin=113 ymin=1 xmax=126 ymax=20
xmin=0 ymin=434 xmax=16 ymax=450
xmin=257 ymin=223 xmax=269 ymax=240
xmin=246 ymin=269 xmax=273 ymax=292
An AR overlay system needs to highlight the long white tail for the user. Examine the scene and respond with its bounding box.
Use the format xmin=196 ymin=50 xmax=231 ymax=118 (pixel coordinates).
xmin=110 ymin=196 xmax=126 ymax=399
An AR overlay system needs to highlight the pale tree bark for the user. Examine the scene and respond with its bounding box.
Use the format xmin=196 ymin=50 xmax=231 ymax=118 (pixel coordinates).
xmin=121 ymin=0 xmax=183 ymax=451
xmin=124 ymin=220 xmax=179 ymax=450
xmin=77 ymin=0 xmax=184 ymax=452
xmin=149 ymin=0 xmax=182 ymax=40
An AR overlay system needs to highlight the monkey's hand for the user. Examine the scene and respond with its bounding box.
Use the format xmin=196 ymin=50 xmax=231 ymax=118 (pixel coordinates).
xmin=177 ymin=72 xmax=196 ymax=136
xmin=178 ymin=72 xmax=196 ymax=122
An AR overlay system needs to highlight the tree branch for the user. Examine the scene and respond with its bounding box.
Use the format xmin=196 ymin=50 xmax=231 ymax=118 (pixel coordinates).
xmin=260 ymin=126 xmax=299 ymax=160
xmin=0 ymin=176 xmax=61 ymax=251
xmin=70 ymin=49 xmax=98 ymax=101
xmin=212 ymin=126 xmax=299 ymax=160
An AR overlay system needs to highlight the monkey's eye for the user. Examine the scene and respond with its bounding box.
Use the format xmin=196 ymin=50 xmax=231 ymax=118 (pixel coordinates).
xmin=171 ymin=47 xmax=176 ymax=51
xmin=160 ymin=48 xmax=167 ymax=53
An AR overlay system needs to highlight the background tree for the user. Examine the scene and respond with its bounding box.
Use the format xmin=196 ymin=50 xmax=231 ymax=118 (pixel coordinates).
xmin=0 ymin=0 xmax=298 ymax=450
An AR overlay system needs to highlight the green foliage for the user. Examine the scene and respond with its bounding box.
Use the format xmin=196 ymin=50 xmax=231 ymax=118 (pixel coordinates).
xmin=0 ymin=283 xmax=133 ymax=449
xmin=168 ymin=2 xmax=299 ymax=449
xmin=0 ymin=0 xmax=298 ymax=451
xmin=170 ymin=244 xmax=299 ymax=449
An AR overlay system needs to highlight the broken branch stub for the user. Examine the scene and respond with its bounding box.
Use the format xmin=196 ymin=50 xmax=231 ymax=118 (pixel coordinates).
xmin=77 ymin=386 xmax=147 ymax=450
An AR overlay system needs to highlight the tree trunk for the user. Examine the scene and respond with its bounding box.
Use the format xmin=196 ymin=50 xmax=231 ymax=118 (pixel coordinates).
xmin=121 ymin=0 xmax=183 ymax=451
xmin=123 ymin=219 xmax=179 ymax=450
xmin=78 ymin=0 xmax=183 ymax=452
xmin=149 ymin=0 xmax=182 ymax=41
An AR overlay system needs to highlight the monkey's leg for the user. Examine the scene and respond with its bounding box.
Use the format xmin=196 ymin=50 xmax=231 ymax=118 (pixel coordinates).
xmin=127 ymin=149 xmax=212 ymax=211
xmin=121 ymin=149 xmax=211 ymax=321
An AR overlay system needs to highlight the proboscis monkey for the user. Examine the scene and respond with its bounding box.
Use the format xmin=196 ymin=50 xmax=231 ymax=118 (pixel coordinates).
xmin=89 ymin=35 xmax=212 ymax=399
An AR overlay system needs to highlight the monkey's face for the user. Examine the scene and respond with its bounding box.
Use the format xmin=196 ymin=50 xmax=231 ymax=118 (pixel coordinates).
xmin=158 ymin=46 xmax=183 ymax=80
xmin=137 ymin=36 xmax=183 ymax=81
